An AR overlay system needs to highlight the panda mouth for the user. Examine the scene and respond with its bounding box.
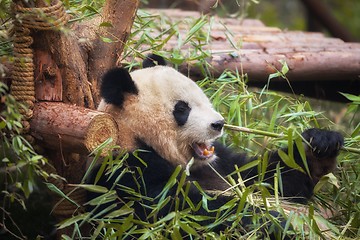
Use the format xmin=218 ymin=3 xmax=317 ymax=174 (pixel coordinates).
xmin=192 ymin=143 xmax=215 ymax=159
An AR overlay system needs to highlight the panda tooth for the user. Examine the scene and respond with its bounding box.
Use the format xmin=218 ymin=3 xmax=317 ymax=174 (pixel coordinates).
xmin=203 ymin=149 xmax=209 ymax=156
xmin=210 ymin=146 xmax=215 ymax=152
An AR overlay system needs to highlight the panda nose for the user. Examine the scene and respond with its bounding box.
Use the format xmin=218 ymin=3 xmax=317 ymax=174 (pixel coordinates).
xmin=211 ymin=120 xmax=225 ymax=132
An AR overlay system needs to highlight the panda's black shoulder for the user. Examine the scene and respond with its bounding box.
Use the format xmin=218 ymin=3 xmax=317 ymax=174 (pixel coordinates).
xmin=87 ymin=141 xmax=177 ymax=191
xmin=134 ymin=140 xmax=177 ymax=178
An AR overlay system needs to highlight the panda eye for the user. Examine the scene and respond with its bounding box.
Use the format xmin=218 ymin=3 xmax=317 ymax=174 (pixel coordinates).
xmin=173 ymin=101 xmax=191 ymax=126
xmin=175 ymin=101 xmax=190 ymax=112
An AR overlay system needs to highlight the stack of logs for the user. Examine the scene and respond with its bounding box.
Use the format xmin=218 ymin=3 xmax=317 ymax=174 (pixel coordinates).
xmin=138 ymin=9 xmax=360 ymax=83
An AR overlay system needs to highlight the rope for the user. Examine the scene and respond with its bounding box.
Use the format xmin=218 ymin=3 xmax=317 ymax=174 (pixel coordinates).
xmin=13 ymin=1 xmax=68 ymax=31
xmin=11 ymin=24 xmax=34 ymax=133
xmin=10 ymin=1 xmax=68 ymax=133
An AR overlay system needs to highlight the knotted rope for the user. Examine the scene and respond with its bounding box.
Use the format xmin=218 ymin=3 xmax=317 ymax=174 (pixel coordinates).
xmin=10 ymin=0 xmax=68 ymax=133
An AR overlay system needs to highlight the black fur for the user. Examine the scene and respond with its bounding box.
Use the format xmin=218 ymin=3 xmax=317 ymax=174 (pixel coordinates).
xmin=302 ymin=128 xmax=343 ymax=158
xmin=142 ymin=54 xmax=167 ymax=68
xmin=87 ymin=128 xmax=343 ymax=237
xmin=100 ymin=68 xmax=138 ymax=107
xmin=173 ymin=100 xmax=191 ymax=126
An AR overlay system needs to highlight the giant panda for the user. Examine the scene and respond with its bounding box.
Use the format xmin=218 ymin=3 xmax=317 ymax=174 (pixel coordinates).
xmin=87 ymin=55 xmax=344 ymax=238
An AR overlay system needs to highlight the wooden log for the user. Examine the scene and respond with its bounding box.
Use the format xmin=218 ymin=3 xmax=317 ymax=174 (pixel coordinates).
xmin=155 ymin=37 xmax=358 ymax=51
xmin=180 ymin=51 xmax=360 ymax=82
xmin=128 ymin=8 xmax=360 ymax=85
xmin=30 ymin=102 xmax=118 ymax=154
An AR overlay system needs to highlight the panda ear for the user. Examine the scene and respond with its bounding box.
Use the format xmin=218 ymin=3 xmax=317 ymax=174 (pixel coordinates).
xmin=143 ymin=54 xmax=167 ymax=68
xmin=100 ymin=68 xmax=138 ymax=107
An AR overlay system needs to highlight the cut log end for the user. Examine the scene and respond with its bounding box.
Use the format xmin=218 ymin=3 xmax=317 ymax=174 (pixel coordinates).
xmin=85 ymin=113 xmax=118 ymax=152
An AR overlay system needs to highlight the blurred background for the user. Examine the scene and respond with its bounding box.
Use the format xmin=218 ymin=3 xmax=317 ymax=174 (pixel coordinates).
xmin=143 ymin=0 xmax=360 ymax=42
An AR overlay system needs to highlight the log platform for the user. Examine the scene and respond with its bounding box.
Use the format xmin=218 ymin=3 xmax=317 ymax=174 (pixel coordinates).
xmin=135 ymin=9 xmax=360 ymax=101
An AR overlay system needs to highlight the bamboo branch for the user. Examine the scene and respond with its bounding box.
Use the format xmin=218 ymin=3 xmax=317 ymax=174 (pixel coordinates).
xmin=224 ymin=124 xmax=360 ymax=154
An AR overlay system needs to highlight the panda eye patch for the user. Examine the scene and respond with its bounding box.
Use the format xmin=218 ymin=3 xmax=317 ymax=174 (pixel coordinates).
xmin=173 ymin=101 xmax=191 ymax=126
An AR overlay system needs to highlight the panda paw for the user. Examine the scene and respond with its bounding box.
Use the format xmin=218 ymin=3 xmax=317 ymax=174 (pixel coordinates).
xmin=301 ymin=128 xmax=344 ymax=159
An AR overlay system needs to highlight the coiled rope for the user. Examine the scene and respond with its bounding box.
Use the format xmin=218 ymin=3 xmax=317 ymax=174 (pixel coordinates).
xmin=10 ymin=0 xmax=68 ymax=133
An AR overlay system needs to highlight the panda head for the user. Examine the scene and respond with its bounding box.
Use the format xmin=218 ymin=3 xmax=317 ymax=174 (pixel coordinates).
xmin=98 ymin=60 xmax=224 ymax=167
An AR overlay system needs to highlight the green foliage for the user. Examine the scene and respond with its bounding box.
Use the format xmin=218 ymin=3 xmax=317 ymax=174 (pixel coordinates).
xmin=0 ymin=0 xmax=12 ymax=58
xmin=0 ymin=82 xmax=55 ymax=238
xmin=0 ymin=0 xmax=10 ymax=20
xmin=65 ymin=0 xmax=105 ymax=22
xmin=0 ymin=82 xmax=49 ymax=196
xmin=62 ymin=145 xmax=289 ymax=239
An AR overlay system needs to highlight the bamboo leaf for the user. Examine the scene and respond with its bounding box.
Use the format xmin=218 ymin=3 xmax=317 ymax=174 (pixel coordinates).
xmin=279 ymin=59 xmax=289 ymax=75
xmin=156 ymin=166 xmax=182 ymax=200
xmin=295 ymin=137 xmax=310 ymax=176
xmin=100 ymin=36 xmax=114 ymax=43
xmin=278 ymin=149 xmax=305 ymax=174
xmin=314 ymin=173 xmax=339 ymax=193
xmin=45 ymin=183 xmax=80 ymax=207
xmin=183 ymin=16 xmax=207 ymax=45
xmin=86 ymin=190 xmax=117 ymax=206
xmin=91 ymin=221 xmax=105 ymax=240
xmin=72 ymin=184 xmax=109 ymax=193
xmin=105 ymin=205 xmax=134 ymax=218
xmin=179 ymin=220 xmax=198 ymax=236
xmin=287 ymin=128 xmax=294 ymax=159
xmin=99 ymin=21 xmax=113 ymax=28
xmin=171 ymin=226 xmax=182 ymax=240
xmin=58 ymin=213 xmax=90 ymax=229
xmin=340 ymin=92 xmax=360 ymax=103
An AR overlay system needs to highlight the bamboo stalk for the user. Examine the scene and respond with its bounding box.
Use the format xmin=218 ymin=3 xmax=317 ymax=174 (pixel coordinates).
xmin=224 ymin=124 xmax=285 ymax=138
xmin=224 ymin=124 xmax=360 ymax=154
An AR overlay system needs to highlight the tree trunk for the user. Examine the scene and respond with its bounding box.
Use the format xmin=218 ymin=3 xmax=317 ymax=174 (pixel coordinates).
xmin=33 ymin=32 xmax=93 ymax=106
xmin=87 ymin=0 xmax=140 ymax=105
